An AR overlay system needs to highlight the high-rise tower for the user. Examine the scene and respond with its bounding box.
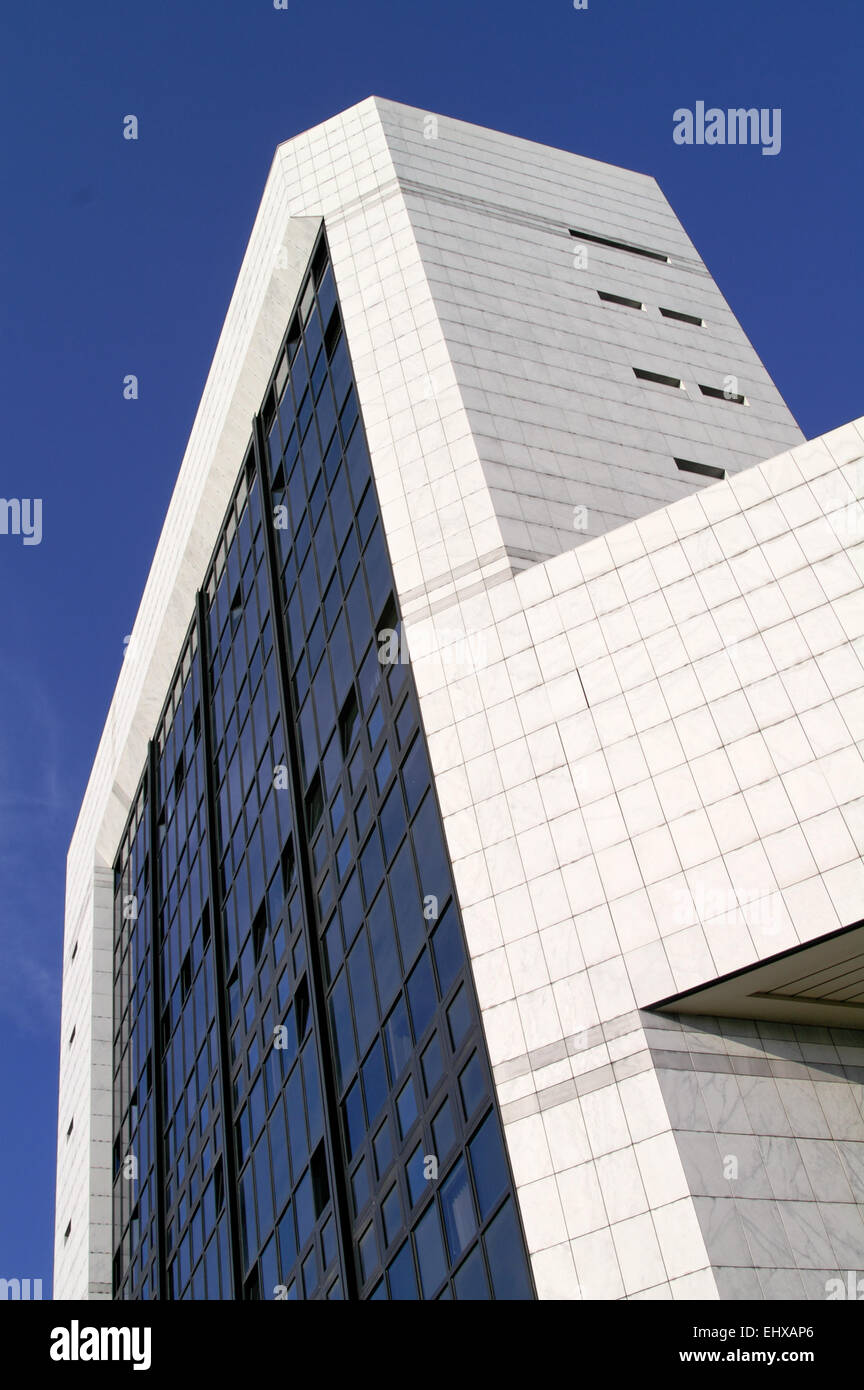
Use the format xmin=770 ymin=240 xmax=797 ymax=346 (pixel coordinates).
xmin=54 ymin=98 xmax=864 ymax=1301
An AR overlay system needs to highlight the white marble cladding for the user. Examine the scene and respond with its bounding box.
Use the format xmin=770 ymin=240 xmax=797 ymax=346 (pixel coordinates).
xmin=53 ymin=869 xmax=114 ymax=1301
xmin=371 ymin=99 xmax=803 ymax=586
xmin=280 ymin=97 xmax=803 ymax=623
xmin=404 ymin=419 xmax=864 ymax=1298
xmin=650 ymin=1014 xmax=864 ymax=1301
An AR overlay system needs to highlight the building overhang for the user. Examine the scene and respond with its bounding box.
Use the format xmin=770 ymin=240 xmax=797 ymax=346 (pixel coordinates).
xmin=650 ymin=920 xmax=864 ymax=1029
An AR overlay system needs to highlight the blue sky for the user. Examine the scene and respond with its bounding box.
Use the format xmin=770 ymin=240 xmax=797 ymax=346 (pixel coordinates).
xmin=1 ymin=0 xmax=861 ymax=1292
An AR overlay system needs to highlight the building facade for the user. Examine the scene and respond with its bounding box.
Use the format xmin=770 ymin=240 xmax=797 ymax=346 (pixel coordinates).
xmin=110 ymin=231 xmax=534 ymax=1300
xmin=54 ymin=98 xmax=864 ymax=1300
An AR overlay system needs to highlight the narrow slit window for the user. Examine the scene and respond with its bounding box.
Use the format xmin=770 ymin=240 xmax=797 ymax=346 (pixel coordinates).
xmin=569 ymin=228 xmax=670 ymax=263
xmin=597 ymin=291 xmax=645 ymax=310
xmin=660 ymin=306 xmax=705 ymax=326
xmin=633 ymin=368 xmax=683 ymax=389
xmin=675 ymin=457 xmax=726 ymax=481
xmin=66 ymin=1117 xmax=74 ymax=1139
xmin=699 ymin=383 xmax=748 ymax=405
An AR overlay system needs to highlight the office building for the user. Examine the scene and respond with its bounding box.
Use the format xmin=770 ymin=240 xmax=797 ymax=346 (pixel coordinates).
xmin=54 ymin=98 xmax=864 ymax=1300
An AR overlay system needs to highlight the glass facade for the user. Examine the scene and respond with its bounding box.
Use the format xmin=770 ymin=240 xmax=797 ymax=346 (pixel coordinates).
xmin=112 ymin=229 xmax=535 ymax=1300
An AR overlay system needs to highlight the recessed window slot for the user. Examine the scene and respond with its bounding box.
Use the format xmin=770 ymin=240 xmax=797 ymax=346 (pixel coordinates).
xmin=569 ymin=228 xmax=670 ymax=263
xmin=633 ymin=368 xmax=683 ymax=389
xmin=699 ymin=383 xmax=748 ymax=405
xmin=675 ymin=457 xmax=726 ymax=481
xmin=598 ymin=291 xmax=645 ymax=310
xmin=660 ymin=306 xmax=705 ymax=326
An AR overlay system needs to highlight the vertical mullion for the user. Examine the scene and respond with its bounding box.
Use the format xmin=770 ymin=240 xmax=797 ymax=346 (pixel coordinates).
xmin=146 ymin=742 xmax=169 ymax=1298
xmin=196 ymin=591 xmax=244 ymax=1299
xmin=252 ymin=406 xmax=358 ymax=1301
